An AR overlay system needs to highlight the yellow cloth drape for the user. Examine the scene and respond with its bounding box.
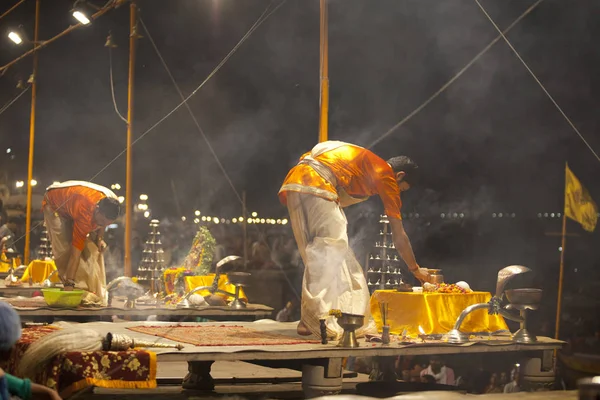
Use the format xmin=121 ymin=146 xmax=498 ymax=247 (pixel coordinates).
xmin=0 ymin=253 xmax=20 ymax=273
xmin=370 ymin=290 xmax=508 ymax=337
xmin=20 ymin=260 xmax=60 ymax=284
xmin=184 ymin=274 xmax=247 ymax=302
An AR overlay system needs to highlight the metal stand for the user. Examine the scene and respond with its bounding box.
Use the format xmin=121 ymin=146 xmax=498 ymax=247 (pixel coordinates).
xmin=136 ymin=219 xmax=165 ymax=303
xmin=229 ymin=285 xmax=247 ymax=309
xmin=366 ymin=215 xmax=403 ymax=292
xmin=336 ymin=313 xmax=364 ymax=348
xmin=507 ymin=303 xmax=538 ymax=343
xmin=444 ymin=265 xmax=533 ymax=343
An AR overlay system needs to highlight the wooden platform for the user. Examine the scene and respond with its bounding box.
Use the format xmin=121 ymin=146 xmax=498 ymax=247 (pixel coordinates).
xmin=42 ymin=321 xmax=566 ymax=397
xmin=61 ymin=320 xmax=564 ymax=362
xmin=12 ymin=301 xmax=273 ymax=319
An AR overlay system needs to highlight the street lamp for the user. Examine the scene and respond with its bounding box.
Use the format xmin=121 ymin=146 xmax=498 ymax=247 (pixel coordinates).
xmin=139 ymin=194 xmax=148 ymax=201
xmin=30 ymin=179 xmax=37 ymax=186
xmin=70 ymin=0 xmax=101 ymax=25
xmin=72 ymin=10 xmax=91 ymax=24
xmin=8 ymin=31 xmax=23 ymax=45
xmin=7 ymin=25 xmax=44 ymax=46
xmin=15 ymin=181 xmax=24 ymax=188
xmin=194 ymin=210 xmax=201 ymax=216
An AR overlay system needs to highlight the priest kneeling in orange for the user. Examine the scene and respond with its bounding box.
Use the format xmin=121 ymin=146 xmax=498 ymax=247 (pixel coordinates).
xmin=279 ymin=141 xmax=431 ymax=339
xmin=42 ymin=181 xmax=120 ymax=298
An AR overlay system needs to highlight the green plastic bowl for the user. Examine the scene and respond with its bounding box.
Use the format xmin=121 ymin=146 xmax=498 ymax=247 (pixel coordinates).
xmin=41 ymin=288 xmax=85 ymax=308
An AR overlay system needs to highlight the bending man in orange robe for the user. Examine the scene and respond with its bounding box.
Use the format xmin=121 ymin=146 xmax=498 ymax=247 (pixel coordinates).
xmin=42 ymin=181 xmax=120 ymax=297
xmin=279 ymin=141 xmax=430 ymax=338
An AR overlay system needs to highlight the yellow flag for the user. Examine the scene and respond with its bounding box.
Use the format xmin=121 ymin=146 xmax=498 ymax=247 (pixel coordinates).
xmin=565 ymin=165 xmax=598 ymax=232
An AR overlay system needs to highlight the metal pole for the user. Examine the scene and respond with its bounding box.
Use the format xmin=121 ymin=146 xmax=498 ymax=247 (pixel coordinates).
xmin=242 ymin=191 xmax=248 ymax=269
xmin=554 ymin=212 xmax=567 ymax=340
xmin=124 ymin=1 xmax=138 ymax=277
xmin=318 ymin=0 xmax=329 ymax=143
xmin=23 ymin=0 xmax=40 ymax=265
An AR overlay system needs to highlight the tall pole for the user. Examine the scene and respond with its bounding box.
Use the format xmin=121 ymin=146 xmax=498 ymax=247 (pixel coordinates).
xmin=23 ymin=0 xmax=40 ymax=265
xmin=318 ymin=0 xmax=329 ymax=143
xmin=242 ymin=191 xmax=248 ymax=269
xmin=124 ymin=1 xmax=138 ymax=277
xmin=554 ymin=208 xmax=567 ymax=340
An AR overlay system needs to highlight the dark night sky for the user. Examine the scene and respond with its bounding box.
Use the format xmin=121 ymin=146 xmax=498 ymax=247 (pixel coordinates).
xmin=1 ymin=0 xmax=600 ymax=221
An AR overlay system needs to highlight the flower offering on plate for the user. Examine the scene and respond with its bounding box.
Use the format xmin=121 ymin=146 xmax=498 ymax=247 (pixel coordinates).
xmin=423 ymin=281 xmax=472 ymax=293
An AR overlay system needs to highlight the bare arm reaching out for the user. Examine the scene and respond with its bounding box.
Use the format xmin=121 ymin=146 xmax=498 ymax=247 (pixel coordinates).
xmin=389 ymin=217 xmax=431 ymax=283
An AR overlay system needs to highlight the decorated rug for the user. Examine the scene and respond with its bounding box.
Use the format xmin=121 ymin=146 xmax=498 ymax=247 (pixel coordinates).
xmin=2 ymin=296 xmax=48 ymax=308
xmin=127 ymin=324 xmax=320 ymax=346
xmin=1 ymin=326 xmax=156 ymax=397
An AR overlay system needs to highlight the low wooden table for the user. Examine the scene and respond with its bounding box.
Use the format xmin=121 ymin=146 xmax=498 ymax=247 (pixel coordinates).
xmin=2 ymin=296 xmax=273 ymax=322
xmin=70 ymin=321 xmax=564 ymax=396
xmin=0 ymin=283 xmax=45 ymax=297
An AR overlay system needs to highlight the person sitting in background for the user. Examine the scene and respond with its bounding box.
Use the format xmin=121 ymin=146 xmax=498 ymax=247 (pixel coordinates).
xmin=503 ymin=367 xmax=521 ymax=393
xmin=0 ymin=216 xmax=19 ymax=252
xmin=484 ymin=372 xmax=502 ymax=393
xmin=0 ymin=199 xmax=8 ymax=227
xmin=0 ymin=302 xmax=62 ymax=400
xmin=275 ymin=301 xmax=295 ymax=322
xmin=420 ymin=356 xmax=455 ymax=385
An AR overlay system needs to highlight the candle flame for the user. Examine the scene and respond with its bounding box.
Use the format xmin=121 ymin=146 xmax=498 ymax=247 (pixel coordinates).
xmin=418 ymin=325 xmax=426 ymax=335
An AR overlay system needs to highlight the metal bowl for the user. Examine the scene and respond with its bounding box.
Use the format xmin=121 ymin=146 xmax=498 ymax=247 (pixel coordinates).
xmin=226 ymin=272 xmax=251 ymax=286
xmin=425 ymin=269 xmax=444 ymax=284
xmin=505 ymin=288 xmax=542 ymax=305
xmin=337 ymin=313 xmax=365 ymax=330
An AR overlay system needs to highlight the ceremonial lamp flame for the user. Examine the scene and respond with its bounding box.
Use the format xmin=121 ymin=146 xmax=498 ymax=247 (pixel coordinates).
xmin=418 ymin=325 xmax=426 ymax=342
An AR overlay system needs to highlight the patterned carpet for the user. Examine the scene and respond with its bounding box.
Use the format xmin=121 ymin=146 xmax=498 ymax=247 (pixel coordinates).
xmin=127 ymin=325 xmax=320 ymax=346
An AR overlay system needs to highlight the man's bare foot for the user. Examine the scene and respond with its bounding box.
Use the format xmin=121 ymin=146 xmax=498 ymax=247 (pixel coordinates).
xmin=297 ymin=321 xmax=312 ymax=336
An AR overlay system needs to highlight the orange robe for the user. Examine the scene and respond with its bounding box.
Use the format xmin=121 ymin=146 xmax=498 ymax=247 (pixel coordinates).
xmin=279 ymin=143 xmax=402 ymax=219
xmin=42 ymin=186 xmax=106 ymax=251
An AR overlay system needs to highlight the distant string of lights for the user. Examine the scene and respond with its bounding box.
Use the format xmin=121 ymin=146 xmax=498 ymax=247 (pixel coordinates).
xmin=189 ymin=214 xmax=288 ymax=226
xmin=11 ymin=178 xmax=599 ymax=222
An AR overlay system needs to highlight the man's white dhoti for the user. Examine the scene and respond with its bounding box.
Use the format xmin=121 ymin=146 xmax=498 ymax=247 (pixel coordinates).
xmin=287 ymin=192 xmax=375 ymax=340
xmin=43 ymin=205 xmax=107 ymax=300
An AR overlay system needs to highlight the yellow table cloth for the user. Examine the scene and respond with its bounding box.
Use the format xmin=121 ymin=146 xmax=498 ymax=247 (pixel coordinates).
xmin=20 ymin=260 xmax=61 ymax=284
xmin=370 ymin=290 xmax=508 ymax=337
xmin=0 ymin=253 xmax=19 ymax=273
xmin=184 ymin=274 xmax=247 ymax=302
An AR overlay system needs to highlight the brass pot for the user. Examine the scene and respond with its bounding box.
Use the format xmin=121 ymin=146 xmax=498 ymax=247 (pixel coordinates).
xmin=426 ymin=269 xmax=444 ymax=284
